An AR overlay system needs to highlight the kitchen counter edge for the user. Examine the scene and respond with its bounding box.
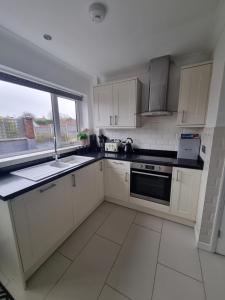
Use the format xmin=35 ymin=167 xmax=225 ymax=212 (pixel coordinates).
xmin=0 ymin=152 xmax=203 ymax=201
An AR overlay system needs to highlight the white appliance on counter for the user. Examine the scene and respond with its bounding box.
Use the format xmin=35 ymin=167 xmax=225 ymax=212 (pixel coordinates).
xmin=178 ymin=134 xmax=200 ymax=160
xmin=105 ymin=141 xmax=121 ymax=152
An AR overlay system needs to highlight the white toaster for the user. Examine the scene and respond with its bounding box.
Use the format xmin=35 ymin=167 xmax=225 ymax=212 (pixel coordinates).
xmin=105 ymin=142 xmax=120 ymax=152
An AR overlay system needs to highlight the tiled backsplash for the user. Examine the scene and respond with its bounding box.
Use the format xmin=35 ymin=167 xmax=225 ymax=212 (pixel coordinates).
xmin=101 ymin=113 xmax=203 ymax=151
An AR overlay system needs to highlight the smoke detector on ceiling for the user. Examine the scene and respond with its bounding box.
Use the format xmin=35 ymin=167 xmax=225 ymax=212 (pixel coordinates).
xmin=89 ymin=3 xmax=107 ymax=23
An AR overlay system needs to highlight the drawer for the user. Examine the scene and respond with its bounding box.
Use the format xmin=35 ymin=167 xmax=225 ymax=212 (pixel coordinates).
xmin=105 ymin=159 xmax=130 ymax=171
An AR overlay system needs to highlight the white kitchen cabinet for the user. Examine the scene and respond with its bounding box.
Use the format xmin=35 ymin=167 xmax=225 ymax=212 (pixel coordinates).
xmin=177 ymin=62 xmax=212 ymax=127
xmin=71 ymin=161 xmax=104 ymax=224
xmin=11 ymin=177 xmax=74 ymax=272
xmin=93 ymin=78 xmax=141 ymax=128
xmin=104 ymin=160 xmax=130 ymax=202
xmin=93 ymin=84 xmax=113 ymax=127
xmin=170 ymin=167 xmax=202 ymax=221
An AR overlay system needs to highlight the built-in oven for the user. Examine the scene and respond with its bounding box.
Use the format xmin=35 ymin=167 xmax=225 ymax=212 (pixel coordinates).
xmin=130 ymin=162 xmax=172 ymax=206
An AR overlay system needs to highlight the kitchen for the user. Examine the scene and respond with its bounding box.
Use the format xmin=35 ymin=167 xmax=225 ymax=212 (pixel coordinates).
xmin=0 ymin=1 xmax=225 ymax=300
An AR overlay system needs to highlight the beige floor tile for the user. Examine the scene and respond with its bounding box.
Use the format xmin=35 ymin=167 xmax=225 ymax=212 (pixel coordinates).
xmin=96 ymin=201 xmax=118 ymax=216
xmin=46 ymin=235 xmax=120 ymax=300
xmin=7 ymin=252 xmax=71 ymax=300
xmin=108 ymin=224 xmax=160 ymax=300
xmin=152 ymin=264 xmax=205 ymax=300
xmin=199 ymin=249 xmax=225 ymax=300
xmin=134 ymin=212 xmax=163 ymax=233
xmin=58 ymin=209 xmax=107 ymax=260
xmin=97 ymin=206 xmax=136 ymax=244
xmin=158 ymin=221 xmax=202 ymax=280
xmin=99 ymin=285 xmax=130 ymax=300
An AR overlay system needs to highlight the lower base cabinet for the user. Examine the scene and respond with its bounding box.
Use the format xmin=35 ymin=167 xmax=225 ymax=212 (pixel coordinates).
xmin=70 ymin=160 xmax=104 ymax=225
xmin=11 ymin=176 xmax=74 ymax=273
xmin=104 ymin=160 xmax=130 ymax=202
xmin=170 ymin=167 xmax=202 ymax=221
xmin=11 ymin=160 xmax=104 ymax=276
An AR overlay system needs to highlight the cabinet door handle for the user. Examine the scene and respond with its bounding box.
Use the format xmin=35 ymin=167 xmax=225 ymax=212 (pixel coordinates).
xmin=176 ymin=170 xmax=180 ymax=182
xmin=72 ymin=174 xmax=76 ymax=187
xmin=112 ymin=161 xmax=123 ymax=165
xmin=110 ymin=116 xmax=113 ymax=125
xmin=100 ymin=161 xmax=103 ymax=171
xmin=125 ymin=172 xmax=129 ymax=182
xmin=115 ymin=115 xmax=118 ymax=125
xmin=181 ymin=110 xmax=185 ymax=123
xmin=40 ymin=183 xmax=56 ymax=193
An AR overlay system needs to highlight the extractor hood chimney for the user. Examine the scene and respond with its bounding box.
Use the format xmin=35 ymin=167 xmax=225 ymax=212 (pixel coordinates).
xmin=142 ymin=55 xmax=171 ymax=116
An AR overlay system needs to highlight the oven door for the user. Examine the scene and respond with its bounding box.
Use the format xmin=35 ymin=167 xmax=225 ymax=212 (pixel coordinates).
xmin=130 ymin=169 xmax=172 ymax=206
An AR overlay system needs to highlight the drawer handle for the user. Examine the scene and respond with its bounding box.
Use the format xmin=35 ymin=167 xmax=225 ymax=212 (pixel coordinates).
xmin=72 ymin=174 xmax=76 ymax=187
xmin=125 ymin=172 xmax=129 ymax=182
xmin=112 ymin=162 xmax=124 ymax=165
xmin=110 ymin=116 xmax=113 ymax=125
xmin=100 ymin=161 xmax=103 ymax=171
xmin=40 ymin=183 xmax=56 ymax=193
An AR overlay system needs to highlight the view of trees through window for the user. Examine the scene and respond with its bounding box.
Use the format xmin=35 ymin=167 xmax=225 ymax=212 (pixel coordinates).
xmin=0 ymin=80 xmax=79 ymax=158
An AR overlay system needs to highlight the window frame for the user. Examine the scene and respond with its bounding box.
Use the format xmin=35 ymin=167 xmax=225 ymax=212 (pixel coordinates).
xmin=0 ymin=68 xmax=84 ymax=166
xmin=51 ymin=94 xmax=80 ymax=148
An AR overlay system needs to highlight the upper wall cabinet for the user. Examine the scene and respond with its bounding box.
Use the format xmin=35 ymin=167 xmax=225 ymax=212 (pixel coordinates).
xmin=93 ymin=78 xmax=142 ymax=128
xmin=177 ymin=62 xmax=212 ymax=127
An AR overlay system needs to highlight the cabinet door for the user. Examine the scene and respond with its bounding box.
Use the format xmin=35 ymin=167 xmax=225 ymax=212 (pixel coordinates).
xmin=71 ymin=164 xmax=98 ymax=224
xmin=93 ymin=85 xmax=113 ymax=127
xmin=177 ymin=63 xmax=212 ymax=126
xmin=113 ymin=80 xmax=137 ymax=127
xmin=11 ymin=177 xmax=74 ymax=272
xmin=170 ymin=168 xmax=202 ymax=221
xmin=104 ymin=161 xmax=130 ymax=202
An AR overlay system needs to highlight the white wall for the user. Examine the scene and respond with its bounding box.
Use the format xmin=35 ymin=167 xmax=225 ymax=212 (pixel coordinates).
xmin=0 ymin=26 xmax=93 ymax=129
xmin=197 ymin=24 xmax=225 ymax=248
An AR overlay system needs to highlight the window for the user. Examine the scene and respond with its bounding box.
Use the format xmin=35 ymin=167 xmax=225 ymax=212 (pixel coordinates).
xmin=0 ymin=78 xmax=81 ymax=159
xmin=57 ymin=96 xmax=79 ymax=147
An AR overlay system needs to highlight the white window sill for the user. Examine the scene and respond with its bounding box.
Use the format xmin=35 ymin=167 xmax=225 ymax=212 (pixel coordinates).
xmin=0 ymin=145 xmax=84 ymax=168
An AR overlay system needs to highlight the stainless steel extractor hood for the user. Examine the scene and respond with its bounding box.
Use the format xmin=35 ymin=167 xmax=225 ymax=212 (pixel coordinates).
xmin=142 ymin=55 xmax=171 ymax=116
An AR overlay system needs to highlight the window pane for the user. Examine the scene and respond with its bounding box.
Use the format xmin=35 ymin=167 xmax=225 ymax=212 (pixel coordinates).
xmin=57 ymin=97 xmax=78 ymax=147
xmin=0 ymin=80 xmax=54 ymax=158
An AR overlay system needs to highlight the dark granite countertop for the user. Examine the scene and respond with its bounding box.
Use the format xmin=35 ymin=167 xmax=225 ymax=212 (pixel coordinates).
xmin=0 ymin=150 xmax=203 ymax=201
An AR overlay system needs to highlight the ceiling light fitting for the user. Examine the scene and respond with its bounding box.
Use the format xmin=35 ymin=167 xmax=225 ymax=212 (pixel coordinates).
xmin=89 ymin=3 xmax=106 ymax=23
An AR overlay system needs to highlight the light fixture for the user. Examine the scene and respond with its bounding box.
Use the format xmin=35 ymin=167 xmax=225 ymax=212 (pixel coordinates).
xmin=43 ymin=34 xmax=52 ymax=41
xmin=89 ymin=3 xmax=107 ymax=23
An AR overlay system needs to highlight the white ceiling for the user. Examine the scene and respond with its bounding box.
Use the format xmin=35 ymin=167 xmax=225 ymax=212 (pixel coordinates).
xmin=0 ymin=0 xmax=221 ymax=77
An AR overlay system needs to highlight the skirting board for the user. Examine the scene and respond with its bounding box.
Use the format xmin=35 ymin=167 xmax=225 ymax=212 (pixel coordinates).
xmin=105 ymin=196 xmax=195 ymax=228
xmin=197 ymin=241 xmax=213 ymax=252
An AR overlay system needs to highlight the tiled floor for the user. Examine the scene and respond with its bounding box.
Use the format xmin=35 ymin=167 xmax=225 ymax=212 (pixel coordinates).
xmin=1 ymin=201 xmax=225 ymax=300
